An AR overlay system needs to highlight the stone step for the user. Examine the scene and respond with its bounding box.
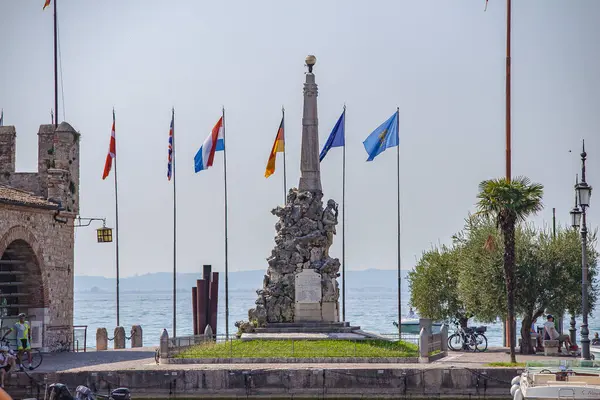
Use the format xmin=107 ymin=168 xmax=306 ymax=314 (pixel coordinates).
xmin=265 ymin=322 xmax=350 ymax=328
xmin=254 ymin=326 xmax=361 ymax=334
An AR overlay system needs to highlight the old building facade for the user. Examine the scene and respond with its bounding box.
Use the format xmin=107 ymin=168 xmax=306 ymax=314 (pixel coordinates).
xmin=0 ymin=122 xmax=79 ymax=351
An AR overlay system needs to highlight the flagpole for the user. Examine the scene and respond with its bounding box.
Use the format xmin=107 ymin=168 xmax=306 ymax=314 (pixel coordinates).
xmin=113 ymin=109 xmax=120 ymax=327
xmin=172 ymin=108 xmax=177 ymax=338
xmin=282 ymin=106 xmax=287 ymax=203
xmin=396 ymin=107 xmax=401 ymax=338
xmin=505 ymin=0 xmax=512 ymax=182
xmin=341 ymin=105 xmax=346 ymax=322
xmin=53 ymin=0 xmax=58 ymax=127
xmin=222 ymin=107 xmax=230 ymax=339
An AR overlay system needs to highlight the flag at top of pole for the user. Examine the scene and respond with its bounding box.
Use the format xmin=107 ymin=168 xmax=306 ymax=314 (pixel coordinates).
xmin=363 ymin=111 xmax=399 ymax=161
xmin=319 ymin=108 xmax=345 ymax=162
xmin=43 ymin=0 xmax=51 ymax=10
xmin=194 ymin=117 xmax=224 ymax=172
xmin=102 ymin=110 xmax=116 ymax=180
xmin=167 ymin=110 xmax=174 ymax=180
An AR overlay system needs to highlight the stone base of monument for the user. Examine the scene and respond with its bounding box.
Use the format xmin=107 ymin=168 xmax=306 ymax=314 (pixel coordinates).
xmin=240 ymin=322 xmax=389 ymax=341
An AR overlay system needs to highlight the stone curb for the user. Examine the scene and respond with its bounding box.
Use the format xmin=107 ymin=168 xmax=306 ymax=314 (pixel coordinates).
xmin=165 ymin=356 xmax=421 ymax=364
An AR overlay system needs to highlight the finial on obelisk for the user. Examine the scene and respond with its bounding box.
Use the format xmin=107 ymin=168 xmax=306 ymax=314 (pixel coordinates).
xmin=298 ymin=55 xmax=322 ymax=192
xmin=305 ymin=55 xmax=316 ymax=73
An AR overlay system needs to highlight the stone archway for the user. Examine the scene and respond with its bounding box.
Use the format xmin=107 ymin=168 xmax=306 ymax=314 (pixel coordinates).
xmin=0 ymin=226 xmax=48 ymax=349
xmin=0 ymin=239 xmax=45 ymax=317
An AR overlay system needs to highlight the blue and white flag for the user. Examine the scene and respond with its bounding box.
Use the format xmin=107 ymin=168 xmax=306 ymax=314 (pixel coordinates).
xmin=319 ymin=108 xmax=345 ymax=162
xmin=363 ymin=111 xmax=399 ymax=161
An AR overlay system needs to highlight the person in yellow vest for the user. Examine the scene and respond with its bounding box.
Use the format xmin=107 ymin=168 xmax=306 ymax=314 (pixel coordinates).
xmin=0 ymin=314 xmax=32 ymax=371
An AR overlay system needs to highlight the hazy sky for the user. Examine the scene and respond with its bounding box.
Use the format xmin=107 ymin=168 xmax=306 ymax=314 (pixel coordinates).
xmin=0 ymin=0 xmax=598 ymax=278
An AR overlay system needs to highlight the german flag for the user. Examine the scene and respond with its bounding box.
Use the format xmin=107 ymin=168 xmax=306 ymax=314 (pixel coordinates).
xmin=265 ymin=116 xmax=285 ymax=178
xmin=43 ymin=0 xmax=51 ymax=10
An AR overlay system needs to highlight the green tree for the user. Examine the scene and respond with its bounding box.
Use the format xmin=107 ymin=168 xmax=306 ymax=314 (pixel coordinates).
xmin=408 ymin=245 xmax=470 ymax=327
xmin=476 ymin=176 xmax=544 ymax=363
xmin=455 ymin=216 xmax=505 ymax=322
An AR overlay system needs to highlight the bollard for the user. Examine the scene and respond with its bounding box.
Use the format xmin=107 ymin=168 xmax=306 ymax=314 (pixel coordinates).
xmin=131 ymin=325 xmax=143 ymax=348
xmin=418 ymin=327 xmax=429 ymax=359
xmin=96 ymin=328 xmax=108 ymax=351
xmin=440 ymin=324 xmax=448 ymax=352
xmin=114 ymin=326 xmax=126 ymax=349
xmin=204 ymin=324 xmax=214 ymax=341
xmin=160 ymin=329 xmax=169 ymax=362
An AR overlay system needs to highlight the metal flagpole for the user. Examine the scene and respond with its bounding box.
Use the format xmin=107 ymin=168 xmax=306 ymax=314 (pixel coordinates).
xmin=396 ymin=107 xmax=401 ymax=338
xmin=282 ymin=106 xmax=287 ymax=204
xmin=53 ymin=0 xmax=58 ymax=128
xmin=222 ymin=107 xmax=230 ymax=339
xmin=505 ymin=0 xmax=512 ymax=182
xmin=113 ymin=109 xmax=121 ymax=327
xmin=172 ymin=108 xmax=177 ymax=338
xmin=342 ymin=105 xmax=346 ymax=322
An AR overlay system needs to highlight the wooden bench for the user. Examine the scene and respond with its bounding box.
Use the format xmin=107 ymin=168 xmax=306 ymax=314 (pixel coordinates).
xmin=543 ymin=340 xmax=560 ymax=355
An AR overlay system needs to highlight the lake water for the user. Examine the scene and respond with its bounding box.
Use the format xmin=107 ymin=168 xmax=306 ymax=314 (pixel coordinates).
xmin=73 ymin=278 xmax=600 ymax=350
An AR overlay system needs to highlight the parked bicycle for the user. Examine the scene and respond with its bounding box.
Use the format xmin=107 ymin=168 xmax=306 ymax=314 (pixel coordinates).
xmin=447 ymin=324 xmax=488 ymax=352
xmin=0 ymin=338 xmax=42 ymax=370
xmin=46 ymin=383 xmax=131 ymax=400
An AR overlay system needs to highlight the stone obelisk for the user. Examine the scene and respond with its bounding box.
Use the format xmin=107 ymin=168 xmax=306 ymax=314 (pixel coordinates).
xmin=243 ymin=56 xmax=341 ymax=329
xmin=298 ymin=55 xmax=322 ymax=193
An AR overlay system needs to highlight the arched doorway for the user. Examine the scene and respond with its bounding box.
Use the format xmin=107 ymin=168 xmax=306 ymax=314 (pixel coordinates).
xmin=0 ymin=239 xmax=45 ymax=346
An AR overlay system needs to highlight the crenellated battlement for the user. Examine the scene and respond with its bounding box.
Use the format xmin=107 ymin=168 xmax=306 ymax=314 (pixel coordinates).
xmin=0 ymin=122 xmax=80 ymax=214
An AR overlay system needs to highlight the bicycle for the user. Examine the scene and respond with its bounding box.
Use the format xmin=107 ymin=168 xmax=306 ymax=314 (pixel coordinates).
xmin=1 ymin=338 xmax=43 ymax=370
xmin=447 ymin=325 xmax=488 ymax=352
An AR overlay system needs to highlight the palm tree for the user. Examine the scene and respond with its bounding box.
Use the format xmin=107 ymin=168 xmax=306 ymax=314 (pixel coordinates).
xmin=477 ymin=176 xmax=544 ymax=363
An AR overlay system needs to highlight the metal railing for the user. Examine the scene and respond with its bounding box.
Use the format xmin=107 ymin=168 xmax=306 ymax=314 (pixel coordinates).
xmin=166 ymin=332 xmax=421 ymax=359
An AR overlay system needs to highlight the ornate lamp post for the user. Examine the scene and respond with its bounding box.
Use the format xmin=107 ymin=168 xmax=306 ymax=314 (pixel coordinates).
xmin=572 ymin=141 xmax=592 ymax=360
xmin=569 ymin=181 xmax=582 ymax=346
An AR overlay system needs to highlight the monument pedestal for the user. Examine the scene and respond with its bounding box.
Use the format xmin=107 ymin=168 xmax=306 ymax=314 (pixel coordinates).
xmin=294 ymin=269 xmax=339 ymax=323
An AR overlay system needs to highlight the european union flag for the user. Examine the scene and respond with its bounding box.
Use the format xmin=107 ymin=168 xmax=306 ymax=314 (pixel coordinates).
xmin=319 ymin=109 xmax=345 ymax=162
xmin=363 ymin=111 xmax=398 ymax=161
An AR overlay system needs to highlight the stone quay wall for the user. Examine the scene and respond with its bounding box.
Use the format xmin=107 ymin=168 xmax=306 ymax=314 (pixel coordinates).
xmin=25 ymin=367 xmax=517 ymax=399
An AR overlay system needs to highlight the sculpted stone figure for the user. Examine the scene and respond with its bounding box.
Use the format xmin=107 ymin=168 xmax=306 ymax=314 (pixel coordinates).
xmin=322 ymin=199 xmax=338 ymax=257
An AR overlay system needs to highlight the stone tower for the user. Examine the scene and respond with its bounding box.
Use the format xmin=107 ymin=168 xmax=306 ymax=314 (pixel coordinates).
xmin=247 ymin=56 xmax=341 ymax=327
xmin=0 ymin=121 xmax=80 ymax=351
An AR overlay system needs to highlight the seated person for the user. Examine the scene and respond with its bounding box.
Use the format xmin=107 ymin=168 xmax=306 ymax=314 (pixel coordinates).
xmin=544 ymin=314 xmax=573 ymax=352
xmin=0 ymin=346 xmax=15 ymax=388
xmin=592 ymin=332 xmax=600 ymax=346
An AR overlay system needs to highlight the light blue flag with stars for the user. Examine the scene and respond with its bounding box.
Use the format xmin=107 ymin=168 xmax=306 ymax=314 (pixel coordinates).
xmin=363 ymin=111 xmax=398 ymax=161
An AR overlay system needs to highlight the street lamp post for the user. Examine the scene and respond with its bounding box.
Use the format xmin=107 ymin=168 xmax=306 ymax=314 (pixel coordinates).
xmin=570 ymin=182 xmax=582 ymax=347
xmin=572 ymin=141 xmax=592 ymax=360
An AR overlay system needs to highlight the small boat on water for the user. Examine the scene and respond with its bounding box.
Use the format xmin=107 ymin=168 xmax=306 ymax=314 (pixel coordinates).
xmin=399 ymin=309 xmax=443 ymax=334
xmin=510 ymin=360 xmax=600 ymax=399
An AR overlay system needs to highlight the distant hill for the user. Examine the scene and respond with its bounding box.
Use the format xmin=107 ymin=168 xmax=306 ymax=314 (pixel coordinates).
xmin=75 ymin=269 xmax=412 ymax=293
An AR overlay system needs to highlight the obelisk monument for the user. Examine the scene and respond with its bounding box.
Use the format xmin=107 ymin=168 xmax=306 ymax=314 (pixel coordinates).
xmin=298 ymin=55 xmax=322 ymax=193
xmin=244 ymin=56 xmax=341 ymax=327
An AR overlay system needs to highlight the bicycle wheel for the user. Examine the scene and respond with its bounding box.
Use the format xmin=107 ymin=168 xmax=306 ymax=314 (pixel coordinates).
xmin=475 ymin=334 xmax=488 ymax=352
xmin=465 ymin=334 xmax=478 ymax=351
xmin=29 ymin=349 xmax=42 ymax=370
xmin=448 ymin=333 xmax=464 ymax=351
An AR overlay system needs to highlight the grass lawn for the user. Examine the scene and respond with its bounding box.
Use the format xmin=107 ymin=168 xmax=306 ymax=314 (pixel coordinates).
xmin=175 ymin=339 xmax=419 ymax=359
xmin=487 ymin=362 xmax=526 ymax=367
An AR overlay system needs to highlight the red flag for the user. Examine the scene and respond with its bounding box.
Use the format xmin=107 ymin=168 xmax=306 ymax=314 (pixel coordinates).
xmin=43 ymin=0 xmax=51 ymax=10
xmin=102 ymin=111 xmax=116 ymax=180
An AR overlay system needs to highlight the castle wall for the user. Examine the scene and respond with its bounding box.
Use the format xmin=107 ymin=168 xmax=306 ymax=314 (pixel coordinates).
xmin=0 ymin=205 xmax=75 ymax=351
